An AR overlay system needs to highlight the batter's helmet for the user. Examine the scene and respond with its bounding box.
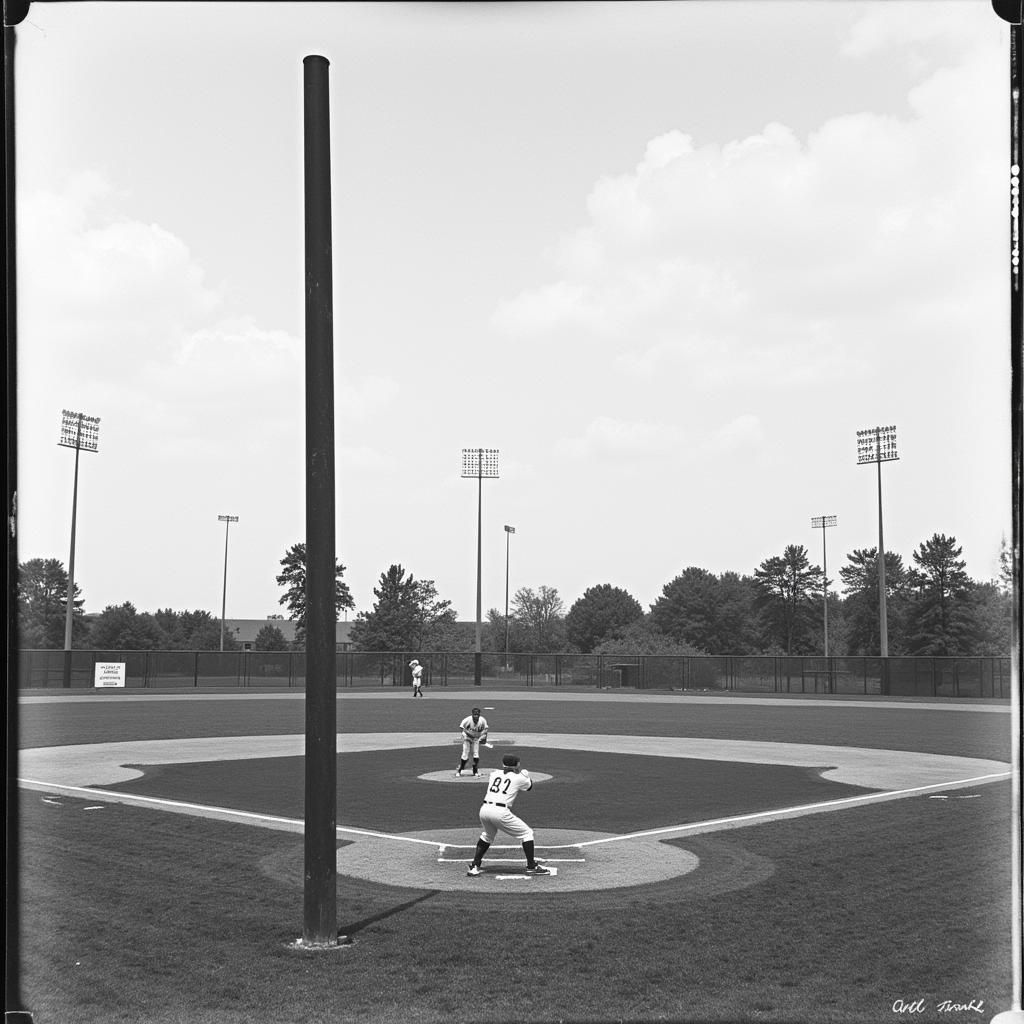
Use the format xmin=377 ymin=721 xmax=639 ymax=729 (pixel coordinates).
xmin=502 ymin=754 xmax=520 ymax=768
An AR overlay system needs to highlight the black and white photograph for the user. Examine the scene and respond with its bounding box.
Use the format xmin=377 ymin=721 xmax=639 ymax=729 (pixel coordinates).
xmin=7 ymin=2 xmax=1021 ymax=1022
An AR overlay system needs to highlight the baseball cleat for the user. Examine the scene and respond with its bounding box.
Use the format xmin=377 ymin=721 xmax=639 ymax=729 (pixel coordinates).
xmin=466 ymin=864 xmax=482 ymax=876
xmin=455 ymin=770 xmax=463 ymax=777
xmin=526 ymin=864 xmax=551 ymax=875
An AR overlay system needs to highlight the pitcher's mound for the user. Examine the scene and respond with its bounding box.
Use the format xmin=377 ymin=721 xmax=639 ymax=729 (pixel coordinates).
xmin=420 ymin=770 xmax=554 ymax=783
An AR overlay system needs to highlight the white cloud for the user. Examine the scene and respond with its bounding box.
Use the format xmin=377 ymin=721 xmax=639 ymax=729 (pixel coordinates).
xmin=840 ymin=2 xmax=996 ymax=61
xmin=20 ymin=172 xmax=222 ymax=368
xmin=556 ymin=416 xmax=683 ymax=460
xmin=338 ymin=376 xmax=402 ymax=420
xmin=555 ymin=413 xmax=767 ymax=467
xmin=19 ymin=175 xmax=401 ymax=466
xmin=339 ymin=445 xmax=398 ymax=472
xmin=707 ymin=414 xmax=766 ymax=455
xmin=490 ymin=18 xmax=1003 ymax=391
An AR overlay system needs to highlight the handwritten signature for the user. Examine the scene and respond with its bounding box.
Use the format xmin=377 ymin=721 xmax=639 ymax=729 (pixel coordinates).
xmin=892 ymin=999 xmax=985 ymax=1015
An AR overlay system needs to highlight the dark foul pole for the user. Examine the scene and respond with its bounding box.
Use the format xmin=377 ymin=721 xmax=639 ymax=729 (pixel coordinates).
xmin=990 ymin=5 xmax=1023 ymax=1021
xmin=6 ymin=6 xmax=34 ymax=1021
xmin=991 ymin=4 xmax=1024 ymax=1019
xmin=302 ymin=53 xmax=338 ymax=947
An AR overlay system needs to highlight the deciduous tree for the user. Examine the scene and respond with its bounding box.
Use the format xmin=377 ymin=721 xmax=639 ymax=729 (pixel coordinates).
xmin=253 ymin=624 xmax=289 ymax=651
xmin=565 ymin=584 xmax=644 ymax=653
xmin=152 ymin=609 xmax=238 ymax=650
xmin=592 ymin=618 xmax=704 ymax=657
xmin=511 ymin=585 xmax=566 ymax=653
xmin=88 ymin=602 xmax=165 ymax=650
xmin=649 ymin=568 xmax=761 ymax=653
xmin=17 ymin=557 xmax=87 ymax=648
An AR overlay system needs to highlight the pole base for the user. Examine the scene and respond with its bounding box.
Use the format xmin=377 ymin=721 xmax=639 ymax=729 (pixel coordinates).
xmin=288 ymin=935 xmax=350 ymax=952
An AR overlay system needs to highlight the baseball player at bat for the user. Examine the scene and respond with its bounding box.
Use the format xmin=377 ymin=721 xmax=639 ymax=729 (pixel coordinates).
xmin=456 ymin=707 xmax=489 ymax=776
xmin=467 ymin=754 xmax=550 ymax=876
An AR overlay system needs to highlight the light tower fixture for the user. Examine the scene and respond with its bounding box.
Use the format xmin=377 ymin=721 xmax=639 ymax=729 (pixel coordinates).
xmin=58 ymin=409 xmax=100 ymax=688
xmin=857 ymin=424 xmax=899 ymax=657
xmin=810 ymin=515 xmax=837 ymax=658
xmin=461 ymin=448 xmax=499 ymax=686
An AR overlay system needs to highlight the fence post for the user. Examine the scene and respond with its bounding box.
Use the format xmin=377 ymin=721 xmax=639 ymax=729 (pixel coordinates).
xmin=194 ymin=652 xmax=199 ymax=688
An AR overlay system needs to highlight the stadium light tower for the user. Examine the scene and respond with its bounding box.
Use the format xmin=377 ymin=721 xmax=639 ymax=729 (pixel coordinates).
xmin=504 ymin=524 xmax=515 ymax=671
xmin=462 ymin=448 xmax=499 ymax=686
xmin=58 ymin=410 xmax=100 ymax=688
xmin=857 ymin=425 xmax=899 ymax=657
xmin=217 ymin=515 xmax=239 ymax=651
xmin=810 ymin=515 xmax=837 ymax=657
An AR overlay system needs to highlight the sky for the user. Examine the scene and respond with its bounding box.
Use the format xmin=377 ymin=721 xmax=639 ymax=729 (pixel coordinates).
xmin=12 ymin=0 xmax=1015 ymax=625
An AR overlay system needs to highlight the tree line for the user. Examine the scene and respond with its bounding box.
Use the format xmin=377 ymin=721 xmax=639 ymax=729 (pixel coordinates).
xmin=17 ymin=533 xmax=1013 ymax=658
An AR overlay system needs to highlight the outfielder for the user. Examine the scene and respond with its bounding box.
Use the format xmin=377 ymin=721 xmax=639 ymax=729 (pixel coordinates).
xmin=456 ymin=707 xmax=488 ymax=776
xmin=467 ymin=754 xmax=550 ymax=876
xmin=409 ymin=659 xmax=424 ymax=698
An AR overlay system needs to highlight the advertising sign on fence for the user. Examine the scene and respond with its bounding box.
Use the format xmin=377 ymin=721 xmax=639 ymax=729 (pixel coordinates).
xmin=94 ymin=662 xmax=126 ymax=688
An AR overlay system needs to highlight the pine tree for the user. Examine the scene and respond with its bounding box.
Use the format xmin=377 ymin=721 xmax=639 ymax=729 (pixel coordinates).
xmin=275 ymin=541 xmax=354 ymax=641
xmin=348 ymin=565 xmax=423 ymax=651
xmin=753 ymin=545 xmax=822 ymax=655
xmin=903 ymin=534 xmax=976 ymax=655
xmin=838 ymin=548 xmax=911 ymax=655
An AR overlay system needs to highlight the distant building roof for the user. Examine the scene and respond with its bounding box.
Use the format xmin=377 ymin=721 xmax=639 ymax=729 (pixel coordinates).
xmin=225 ymin=618 xmax=353 ymax=645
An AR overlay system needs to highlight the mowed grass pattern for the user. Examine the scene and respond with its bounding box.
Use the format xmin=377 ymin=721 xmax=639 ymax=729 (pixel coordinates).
xmin=15 ymin=691 xmax=1014 ymax=1023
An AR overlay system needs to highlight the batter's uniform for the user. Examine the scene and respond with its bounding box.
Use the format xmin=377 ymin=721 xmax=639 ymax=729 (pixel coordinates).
xmin=456 ymin=711 xmax=488 ymax=775
xmin=478 ymin=768 xmax=535 ymax=843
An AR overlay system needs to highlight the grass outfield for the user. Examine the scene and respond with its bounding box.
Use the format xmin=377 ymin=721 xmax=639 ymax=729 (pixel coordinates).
xmin=14 ymin=691 xmax=1015 ymax=1023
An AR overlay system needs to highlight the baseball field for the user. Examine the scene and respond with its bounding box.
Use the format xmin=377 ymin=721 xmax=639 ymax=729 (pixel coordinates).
xmin=13 ymin=686 xmax=1014 ymax=1024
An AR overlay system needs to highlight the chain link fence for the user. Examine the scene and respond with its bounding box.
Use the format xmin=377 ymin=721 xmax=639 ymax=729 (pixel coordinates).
xmin=16 ymin=649 xmax=1012 ymax=698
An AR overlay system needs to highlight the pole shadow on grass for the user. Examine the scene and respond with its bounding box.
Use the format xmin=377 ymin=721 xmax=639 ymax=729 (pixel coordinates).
xmin=338 ymin=889 xmax=441 ymax=939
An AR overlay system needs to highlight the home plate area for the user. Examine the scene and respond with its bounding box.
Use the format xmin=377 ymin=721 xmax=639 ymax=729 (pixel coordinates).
xmin=334 ymin=829 xmax=700 ymax=892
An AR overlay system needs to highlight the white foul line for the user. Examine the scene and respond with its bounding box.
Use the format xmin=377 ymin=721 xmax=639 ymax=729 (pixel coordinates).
xmin=20 ymin=780 xmax=308 ymax=831
xmin=572 ymin=771 xmax=1012 ymax=847
xmin=20 ymin=779 xmax=451 ymax=846
xmin=20 ymin=770 xmax=1010 ymax=852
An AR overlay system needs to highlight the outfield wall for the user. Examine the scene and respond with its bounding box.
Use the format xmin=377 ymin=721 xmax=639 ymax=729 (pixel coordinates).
xmin=16 ymin=649 xmax=1012 ymax=698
